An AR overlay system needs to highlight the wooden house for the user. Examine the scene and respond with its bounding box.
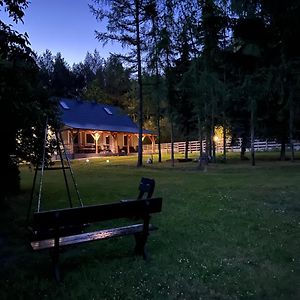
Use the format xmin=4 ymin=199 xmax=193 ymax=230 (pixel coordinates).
xmin=59 ymin=98 xmax=155 ymax=158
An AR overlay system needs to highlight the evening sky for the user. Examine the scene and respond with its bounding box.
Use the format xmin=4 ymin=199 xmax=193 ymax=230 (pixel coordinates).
xmin=0 ymin=0 xmax=124 ymax=65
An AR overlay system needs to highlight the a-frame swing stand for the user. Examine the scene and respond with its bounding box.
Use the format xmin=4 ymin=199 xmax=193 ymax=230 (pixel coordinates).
xmin=27 ymin=121 xmax=83 ymax=228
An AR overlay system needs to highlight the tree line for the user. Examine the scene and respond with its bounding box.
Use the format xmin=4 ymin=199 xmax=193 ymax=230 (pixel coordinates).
xmin=89 ymin=0 xmax=300 ymax=166
xmin=1 ymin=0 xmax=300 ymax=199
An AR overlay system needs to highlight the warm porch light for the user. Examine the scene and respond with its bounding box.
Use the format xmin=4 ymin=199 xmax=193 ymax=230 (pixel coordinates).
xmin=213 ymin=135 xmax=219 ymax=142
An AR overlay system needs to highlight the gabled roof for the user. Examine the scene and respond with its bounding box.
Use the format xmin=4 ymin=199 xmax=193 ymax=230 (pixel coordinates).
xmin=59 ymin=98 xmax=153 ymax=134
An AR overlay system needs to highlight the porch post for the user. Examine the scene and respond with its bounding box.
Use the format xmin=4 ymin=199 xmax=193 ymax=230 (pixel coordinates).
xmin=135 ymin=134 xmax=140 ymax=153
xmin=150 ymin=135 xmax=155 ymax=153
xmin=127 ymin=135 xmax=130 ymax=154
xmin=112 ymin=133 xmax=118 ymax=154
xmin=92 ymin=132 xmax=100 ymax=154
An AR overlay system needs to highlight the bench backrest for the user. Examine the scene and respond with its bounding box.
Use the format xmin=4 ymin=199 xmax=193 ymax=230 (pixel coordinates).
xmin=33 ymin=197 xmax=162 ymax=231
xmin=137 ymin=177 xmax=155 ymax=199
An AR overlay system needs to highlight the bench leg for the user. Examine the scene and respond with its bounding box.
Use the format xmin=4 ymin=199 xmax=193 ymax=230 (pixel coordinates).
xmin=50 ymin=248 xmax=60 ymax=281
xmin=135 ymin=215 xmax=150 ymax=259
xmin=134 ymin=232 xmax=148 ymax=259
xmin=50 ymin=236 xmax=61 ymax=281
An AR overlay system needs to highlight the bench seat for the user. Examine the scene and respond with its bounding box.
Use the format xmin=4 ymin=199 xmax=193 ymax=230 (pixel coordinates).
xmin=31 ymin=223 xmax=157 ymax=250
xmin=30 ymin=196 xmax=162 ymax=281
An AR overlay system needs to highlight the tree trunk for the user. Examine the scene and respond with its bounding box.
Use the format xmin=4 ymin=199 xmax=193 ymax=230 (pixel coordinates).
xmin=152 ymin=9 xmax=162 ymax=163
xmin=185 ymin=138 xmax=189 ymax=160
xmin=155 ymin=65 xmax=162 ymax=163
xmin=198 ymin=116 xmax=203 ymax=157
xmin=197 ymin=116 xmax=207 ymax=170
xmin=250 ymin=97 xmax=255 ymax=166
xmin=240 ymin=136 xmax=248 ymax=160
xmin=222 ymin=13 xmax=227 ymax=163
xmin=280 ymin=140 xmax=286 ymax=161
xmin=135 ymin=1 xmax=143 ymax=167
xmin=170 ymin=120 xmax=175 ymax=167
xmin=206 ymin=131 xmax=211 ymax=161
xmin=211 ymin=98 xmax=216 ymax=163
xmin=250 ymin=126 xmax=255 ymax=166
xmin=222 ymin=118 xmax=226 ymax=162
xmin=289 ymin=131 xmax=295 ymax=162
xmin=289 ymin=93 xmax=294 ymax=161
xmin=203 ymin=100 xmax=211 ymax=160
xmin=212 ymin=131 xmax=216 ymax=163
xmin=157 ymin=115 xmax=162 ymax=163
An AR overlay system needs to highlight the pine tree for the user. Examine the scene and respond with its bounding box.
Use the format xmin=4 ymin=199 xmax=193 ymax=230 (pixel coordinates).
xmin=90 ymin=0 xmax=153 ymax=167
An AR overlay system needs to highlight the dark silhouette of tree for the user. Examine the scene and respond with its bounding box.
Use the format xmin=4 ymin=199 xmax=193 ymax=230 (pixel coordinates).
xmin=103 ymin=55 xmax=131 ymax=107
xmin=144 ymin=0 xmax=164 ymax=162
xmin=159 ymin=0 xmax=177 ymax=166
xmin=90 ymin=0 xmax=153 ymax=167
xmin=0 ymin=1 xmax=59 ymax=201
xmin=51 ymin=53 xmax=73 ymax=97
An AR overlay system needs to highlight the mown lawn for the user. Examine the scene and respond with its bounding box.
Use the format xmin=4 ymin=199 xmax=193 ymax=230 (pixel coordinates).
xmin=0 ymin=154 xmax=299 ymax=299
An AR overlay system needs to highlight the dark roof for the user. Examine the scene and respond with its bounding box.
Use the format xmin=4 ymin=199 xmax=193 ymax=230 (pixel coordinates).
xmin=59 ymin=98 xmax=153 ymax=134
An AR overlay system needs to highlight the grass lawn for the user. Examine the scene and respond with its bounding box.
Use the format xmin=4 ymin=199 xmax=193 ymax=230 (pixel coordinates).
xmin=0 ymin=153 xmax=299 ymax=299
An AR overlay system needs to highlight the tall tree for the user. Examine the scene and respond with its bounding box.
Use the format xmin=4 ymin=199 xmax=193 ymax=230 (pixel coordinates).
xmin=260 ymin=1 xmax=300 ymax=160
xmin=145 ymin=0 xmax=163 ymax=162
xmin=38 ymin=51 xmax=80 ymax=98
xmin=103 ymin=55 xmax=131 ymax=107
xmin=37 ymin=49 xmax=54 ymax=91
xmin=160 ymin=0 xmax=177 ymax=166
xmin=90 ymin=0 xmax=152 ymax=167
xmin=51 ymin=53 xmax=73 ymax=97
xmin=0 ymin=1 xmax=58 ymax=200
xmin=230 ymin=0 xmax=267 ymax=165
xmin=174 ymin=21 xmax=196 ymax=160
xmin=198 ymin=0 xmax=225 ymax=162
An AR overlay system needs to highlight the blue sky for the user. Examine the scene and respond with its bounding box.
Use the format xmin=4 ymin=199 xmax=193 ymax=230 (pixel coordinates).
xmin=1 ymin=0 xmax=124 ymax=65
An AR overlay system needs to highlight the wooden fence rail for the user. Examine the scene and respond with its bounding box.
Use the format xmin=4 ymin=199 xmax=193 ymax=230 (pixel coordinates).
xmin=143 ymin=139 xmax=300 ymax=154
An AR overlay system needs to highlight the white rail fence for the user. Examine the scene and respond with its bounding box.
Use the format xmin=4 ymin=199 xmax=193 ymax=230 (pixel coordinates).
xmin=144 ymin=139 xmax=300 ymax=154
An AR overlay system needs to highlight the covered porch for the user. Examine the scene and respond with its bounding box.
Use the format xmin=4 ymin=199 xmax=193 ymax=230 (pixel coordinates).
xmin=61 ymin=127 xmax=156 ymax=158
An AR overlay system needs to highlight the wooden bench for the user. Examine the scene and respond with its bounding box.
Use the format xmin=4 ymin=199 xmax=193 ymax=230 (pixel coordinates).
xmin=30 ymin=197 xmax=162 ymax=280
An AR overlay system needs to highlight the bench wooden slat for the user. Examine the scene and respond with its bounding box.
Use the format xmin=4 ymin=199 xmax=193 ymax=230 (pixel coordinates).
xmin=31 ymin=223 xmax=157 ymax=250
xmin=33 ymin=197 xmax=162 ymax=229
xmin=30 ymin=224 xmax=88 ymax=241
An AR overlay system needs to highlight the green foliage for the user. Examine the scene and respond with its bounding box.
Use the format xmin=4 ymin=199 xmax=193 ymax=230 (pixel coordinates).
xmin=84 ymin=79 xmax=106 ymax=102
xmin=0 ymin=1 xmax=59 ymax=200
xmin=0 ymin=0 xmax=28 ymax=22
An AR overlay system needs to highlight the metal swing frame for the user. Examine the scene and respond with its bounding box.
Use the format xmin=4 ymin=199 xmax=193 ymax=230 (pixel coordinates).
xmin=27 ymin=120 xmax=83 ymax=224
